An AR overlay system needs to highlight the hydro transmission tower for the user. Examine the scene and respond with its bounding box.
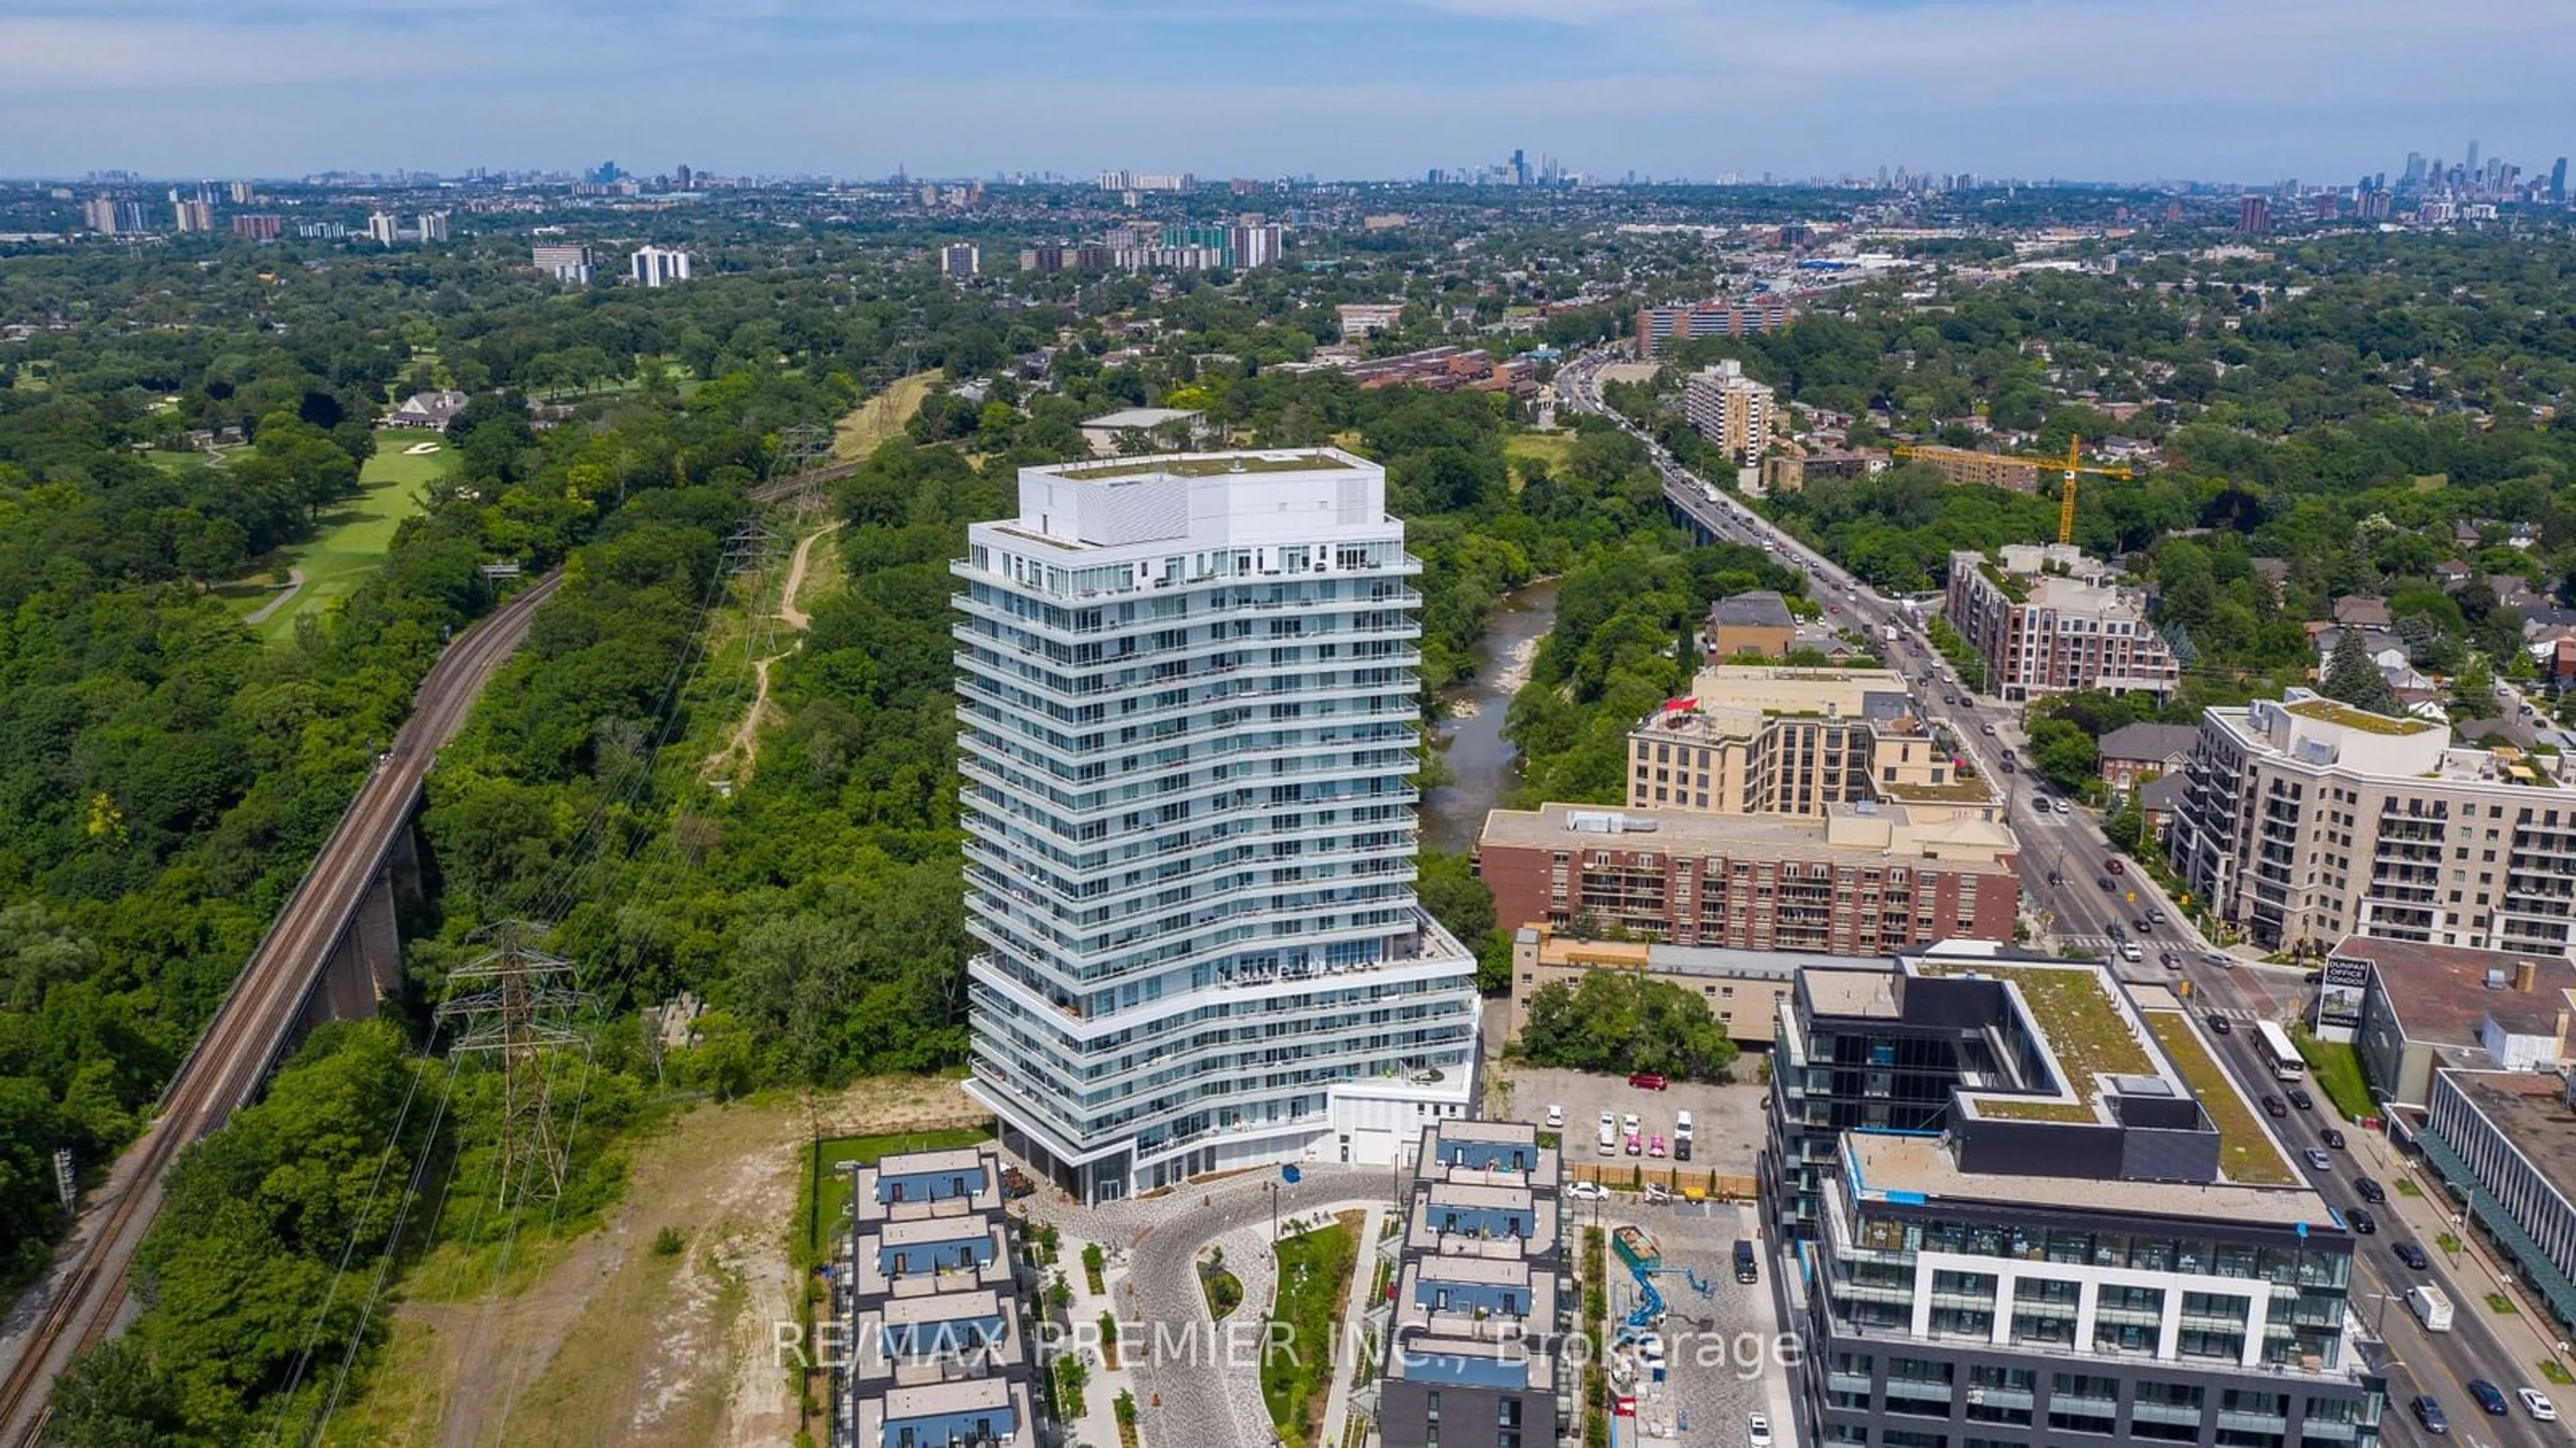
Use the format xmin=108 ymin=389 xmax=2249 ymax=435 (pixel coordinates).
xmin=770 ymin=422 xmax=835 ymax=521
xmin=438 ymin=925 xmax=591 ymax=1210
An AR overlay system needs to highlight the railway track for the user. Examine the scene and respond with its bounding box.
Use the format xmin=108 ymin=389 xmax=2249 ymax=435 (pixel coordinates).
xmin=0 ymin=573 xmax=561 ymax=1446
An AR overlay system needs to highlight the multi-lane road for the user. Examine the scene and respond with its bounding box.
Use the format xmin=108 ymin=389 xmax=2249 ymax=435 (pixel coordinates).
xmin=0 ymin=572 xmax=561 ymax=1447
xmin=1555 ymin=352 xmax=2563 ymax=1445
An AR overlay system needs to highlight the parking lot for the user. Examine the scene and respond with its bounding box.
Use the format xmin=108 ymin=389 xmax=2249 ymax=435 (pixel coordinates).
xmin=1505 ymin=1063 xmax=1771 ymax=1180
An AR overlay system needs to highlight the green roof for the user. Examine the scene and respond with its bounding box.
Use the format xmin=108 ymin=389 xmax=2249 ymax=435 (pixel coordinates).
xmin=1064 ymin=452 xmax=1346 ymax=480
xmin=1916 ymin=960 xmax=2151 ymax=1117
xmin=2284 ymin=698 xmax=2436 ymax=736
xmin=2143 ymin=1011 xmax=2299 ymax=1186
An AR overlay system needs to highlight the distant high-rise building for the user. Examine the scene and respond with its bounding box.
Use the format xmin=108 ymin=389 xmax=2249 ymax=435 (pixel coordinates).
xmin=2554 ymin=157 xmax=2569 ymax=203
xmin=674 ymin=163 xmax=693 ymax=191
xmin=366 ymin=211 xmax=400 ymax=246
xmin=532 ymin=243 xmax=595 ymax=283
xmin=2237 ymin=195 xmax=2271 ymax=234
xmin=80 ymin=196 xmax=119 ymax=234
xmin=172 ymin=199 xmax=213 ymax=233
xmin=630 ymin=245 xmax=692 ymax=287
xmin=229 ymin=213 xmax=282 ymax=242
xmin=227 ymin=180 xmax=254 ymax=205
xmin=2465 ymin=138 xmax=2480 ymax=176
xmin=1226 ymin=220 xmax=1283 ymax=268
xmin=938 ymin=243 xmax=980 ymax=279
xmin=1511 ymin=148 xmax=1529 ymax=187
xmin=418 ymin=211 xmax=451 ymax=244
xmin=590 ymin=160 xmax=621 ymax=185
xmin=2403 ymin=151 xmax=2426 ymax=186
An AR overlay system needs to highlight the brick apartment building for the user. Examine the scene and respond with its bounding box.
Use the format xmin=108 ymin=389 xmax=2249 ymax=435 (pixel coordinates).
xmin=1477 ymin=803 xmax=2018 ymax=953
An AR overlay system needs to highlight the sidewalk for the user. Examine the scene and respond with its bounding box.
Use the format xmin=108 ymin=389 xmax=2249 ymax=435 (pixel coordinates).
xmin=2351 ymin=1129 xmax=2576 ymax=1376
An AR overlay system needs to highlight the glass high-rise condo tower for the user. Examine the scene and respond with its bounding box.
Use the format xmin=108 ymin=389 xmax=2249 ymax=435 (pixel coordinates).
xmin=953 ymin=448 xmax=1481 ymax=1202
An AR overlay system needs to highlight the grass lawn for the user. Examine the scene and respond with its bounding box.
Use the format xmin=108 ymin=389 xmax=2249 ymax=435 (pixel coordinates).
xmin=228 ymin=431 xmax=446 ymax=642
xmin=2290 ymin=1027 xmax=2376 ymax=1121
xmin=803 ymin=1124 xmax=995 ymax=1257
xmin=1505 ymin=430 xmax=1577 ymax=472
xmin=1261 ymin=1212 xmax=1361 ymax=1448
xmin=832 ymin=370 xmax=938 ymax=461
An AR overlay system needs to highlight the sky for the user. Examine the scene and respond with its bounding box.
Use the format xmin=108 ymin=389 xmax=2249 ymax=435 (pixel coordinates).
xmin=2 ymin=0 xmax=2572 ymax=183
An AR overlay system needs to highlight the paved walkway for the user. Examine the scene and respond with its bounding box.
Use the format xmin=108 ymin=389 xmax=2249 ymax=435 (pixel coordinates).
xmin=1314 ymin=1202 xmax=1388 ymax=1448
xmin=1040 ymin=1167 xmax=1403 ymax=1448
xmin=242 ymin=565 xmax=305 ymax=625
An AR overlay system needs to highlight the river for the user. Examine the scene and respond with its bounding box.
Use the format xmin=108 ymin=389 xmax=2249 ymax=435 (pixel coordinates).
xmin=1421 ymin=578 xmax=1560 ymax=854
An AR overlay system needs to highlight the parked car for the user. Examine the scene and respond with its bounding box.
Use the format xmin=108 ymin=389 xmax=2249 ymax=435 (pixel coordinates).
xmin=1747 ymin=1411 xmax=1773 ymax=1448
xmin=2355 ymin=1176 xmax=2385 ymax=1203
xmin=1546 ymin=1103 xmax=1564 ymax=1128
xmin=1628 ymin=1072 xmax=1669 ymax=1091
xmin=2393 ymin=1241 xmax=2428 ymax=1270
xmin=1566 ymin=1179 xmax=1608 ymax=1201
xmin=2349 ymin=1207 xmax=2378 ymax=1235
xmin=1648 ymin=1134 xmax=1667 ymax=1159
xmin=2320 ymin=1127 xmax=2346 ymax=1149
xmin=2209 ymin=1015 xmax=2233 ymax=1035
xmin=1673 ymin=1135 xmax=1692 ymax=1161
xmin=1624 ymin=1131 xmax=1643 ymax=1156
xmin=1643 ymin=1182 xmax=1671 ymax=1204
xmin=2467 ymin=1380 xmax=2509 ymax=1417
xmin=1675 ymin=1110 xmax=1694 ymax=1137
xmin=2518 ymin=1387 xmax=2557 ymax=1421
xmin=2413 ymin=1394 xmax=2449 ymax=1434
xmin=1622 ymin=1112 xmax=1640 ymax=1137
xmin=2287 ymin=1087 xmax=2315 ymax=1112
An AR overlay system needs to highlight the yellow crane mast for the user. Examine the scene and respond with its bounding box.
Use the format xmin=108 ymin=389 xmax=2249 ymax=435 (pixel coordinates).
xmin=1890 ymin=435 xmax=2134 ymax=544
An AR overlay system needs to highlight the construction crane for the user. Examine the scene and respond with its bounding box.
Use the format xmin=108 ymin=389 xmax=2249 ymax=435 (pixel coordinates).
xmin=1890 ymin=435 xmax=2133 ymax=544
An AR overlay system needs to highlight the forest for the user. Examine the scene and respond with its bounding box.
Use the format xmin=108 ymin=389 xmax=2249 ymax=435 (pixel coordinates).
xmin=14 ymin=214 xmax=2576 ymax=1441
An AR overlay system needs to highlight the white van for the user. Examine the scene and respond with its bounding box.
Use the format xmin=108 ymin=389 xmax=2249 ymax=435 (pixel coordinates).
xmin=1597 ymin=1112 xmax=1619 ymax=1155
xmin=1674 ymin=1110 xmax=1695 ymax=1139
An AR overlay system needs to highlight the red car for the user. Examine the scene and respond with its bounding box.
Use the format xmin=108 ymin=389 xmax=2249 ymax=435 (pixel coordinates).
xmin=1628 ymin=1072 xmax=1669 ymax=1091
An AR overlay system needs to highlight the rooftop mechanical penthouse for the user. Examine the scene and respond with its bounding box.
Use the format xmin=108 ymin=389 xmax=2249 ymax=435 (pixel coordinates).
xmin=953 ymin=449 xmax=1481 ymax=1202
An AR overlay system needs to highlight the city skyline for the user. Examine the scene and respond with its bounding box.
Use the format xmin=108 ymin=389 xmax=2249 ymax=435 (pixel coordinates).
xmin=3 ymin=0 xmax=2571 ymax=182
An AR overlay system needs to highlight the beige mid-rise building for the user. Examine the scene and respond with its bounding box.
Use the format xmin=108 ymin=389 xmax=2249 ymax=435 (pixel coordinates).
xmin=2174 ymin=688 xmax=2576 ymax=958
xmin=1626 ymin=665 xmax=2002 ymax=825
xmin=1684 ymin=360 xmax=1776 ymax=464
xmin=1944 ymin=543 xmax=2180 ymax=702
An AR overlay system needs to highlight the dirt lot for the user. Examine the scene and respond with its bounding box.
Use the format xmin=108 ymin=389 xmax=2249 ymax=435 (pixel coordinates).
xmin=325 ymin=1076 xmax=985 ymax=1448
